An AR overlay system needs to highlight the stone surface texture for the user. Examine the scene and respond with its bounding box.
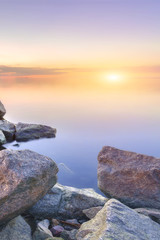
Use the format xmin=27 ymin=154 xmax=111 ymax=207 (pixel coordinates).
xmin=98 ymin=146 xmax=160 ymax=208
xmin=135 ymin=208 xmax=160 ymax=224
xmin=0 ymin=130 xmax=6 ymax=145
xmin=15 ymin=122 xmax=56 ymax=142
xmin=76 ymin=199 xmax=160 ymax=240
xmin=61 ymin=229 xmax=78 ymax=240
xmin=0 ymin=149 xmax=58 ymax=225
xmin=0 ymin=119 xmax=16 ymax=142
xmin=32 ymin=219 xmax=53 ymax=240
xmin=0 ymin=216 xmax=32 ymax=240
xmin=0 ymin=101 xmax=6 ymax=119
xmin=82 ymin=206 xmax=103 ymax=219
xmin=28 ymin=183 xmax=107 ymax=219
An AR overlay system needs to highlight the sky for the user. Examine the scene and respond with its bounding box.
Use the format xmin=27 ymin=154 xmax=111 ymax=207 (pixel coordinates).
xmin=0 ymin=0 xmax=160 ymax=161
xmin=0 ymin=0 xmax=159 ymax=93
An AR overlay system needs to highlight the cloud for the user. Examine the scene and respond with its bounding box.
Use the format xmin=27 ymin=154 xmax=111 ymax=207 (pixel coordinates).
xmin=0 ymin=65 xmax=71 ymax=87
xmin=0 ymin=64 xmax=160 ymax=91
xmin=0 ymin=65 xmax=66 ymax=76
xmin=1 ymin=64 xmax=160 ymax=77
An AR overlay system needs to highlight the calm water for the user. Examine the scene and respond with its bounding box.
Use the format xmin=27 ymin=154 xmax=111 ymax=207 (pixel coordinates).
xmin=2 ymin=80 xmax=160 ymax=192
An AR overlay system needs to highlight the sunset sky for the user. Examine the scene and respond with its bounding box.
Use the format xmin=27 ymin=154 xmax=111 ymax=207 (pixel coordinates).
xmin=0 ymin=0 xmax=160 ymax=88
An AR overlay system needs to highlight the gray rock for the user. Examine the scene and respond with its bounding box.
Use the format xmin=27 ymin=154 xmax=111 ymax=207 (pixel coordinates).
xmin=0 ymin=130 xmax=6 ymax=145
xmin=38 ymin=219 xmax=53 ymax=237
xmin=15 ymin=122 xmax=57 ymax=142
xmin=77 ymin=199 xmax=160 ymax=240
xmin=45 ymin=238 xmax=63 ymax=240
xmin=0 ymin=149 xmax=58 ymax=225
xmin=28 ymin=183 xmax=107 ymax=219
xmin=50 ymin=225 xmax=64 ymax=237
xmin=0 ymin=119 xmax=16 ymax=142
xmin=33 ymin=229 xmax=54 ymax=240
xmin=98 ymin=146 xmax=160 ymax=208
xmin=61 ymin=219 xmax=80 ymax=231
xmin=33 ymin=219 xmax=53 ymax=240
xmin=61 ymin=229 xmax=78 ymax=240
xmin=0 ymin=101 xmax=6 ymax=119
xmin=0 ymin=216 xmax=32 ymax=240
xmin=0 ymin=145 xmax=6 ymax=151
xmin=135 ymin=208 xmax=160 ymax=224
xmin=82 ymin=206 xmax=103 ymax=219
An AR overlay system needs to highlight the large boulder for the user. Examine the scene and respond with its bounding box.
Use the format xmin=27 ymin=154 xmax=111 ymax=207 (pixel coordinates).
xmin=15 ymin=122 xmax=57 ymax=142
xmin=98 ymin=146 xmax=160 ymax=208
xmin=0 ymin=101 xmax=6 ymax=119
xmin=0 ymin=149 xmax=58 ymax=225
xmin=28 ymin=183 xmax=107 ymax=220
xmin=76 ymin=199 xmax=160 ymax=240
xmin=0 ymin=119 xmax=16 ymax=142
xmin=0 ymin=130 xmax=6 ymax=145
xmin=0 ymin=216 xmax=32 ymax=240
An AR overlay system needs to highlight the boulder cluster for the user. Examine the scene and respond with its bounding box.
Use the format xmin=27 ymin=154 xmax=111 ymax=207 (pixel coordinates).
xmin=1 ymin=101 xmax=160 ymax=240
xmin=77 ymin=146 xmax=160 ymax=239
xmin=0 ymin=101 xmax=56 ymax=145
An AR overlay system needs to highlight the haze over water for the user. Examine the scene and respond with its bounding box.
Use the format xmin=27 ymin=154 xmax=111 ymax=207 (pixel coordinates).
xmin=1 ymin=0 xmax=160 ymax=190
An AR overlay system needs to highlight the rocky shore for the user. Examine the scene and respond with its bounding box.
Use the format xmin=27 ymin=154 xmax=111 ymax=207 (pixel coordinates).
xmin=1 ymin=101 xmax=160 ymax=240
xmin=0 ymin=101 xmax=56 ymax=144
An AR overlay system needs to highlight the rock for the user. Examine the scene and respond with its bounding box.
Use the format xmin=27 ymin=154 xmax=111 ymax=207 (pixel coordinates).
xmin=50 ymin=225 xmax=64 ymax=237
xmin=82 ymin=206 xmax=103 ymax=219
xmin=0 ymin=130 xmax=6 ymax=145
xmin=98 ymin=146 xmax=160 ymax=209
xmin=76 ymin=198 xmax=160 ymax=240
xmin=0 ymin=101 xmax=6 ymax=119
xmin=33 ymin=229 xmax=54 ymax=240
xmin=0 ymin=215 xmax=32 ymax=240
xmin=33 ymin=219 xmax=53 ymax=240
xmin=51 ymin=219 xmax=60 ymax=226
xmin=52 ymin=238 xmax=64 ymax=240
xmin=46 ymin=238 xmax=63 ymax=240
xmin=0 ymin=149 xmax=58 ymax=225
xmin=61 ymin=229 xmax=78 ymax=240
xmin=0 ymin=119 xmax=16 ymax=142
xmin=135 ymin=208 xmax=160 ymax=224
xmin=22 ymin=213 xmax=37 ymax=234
xmin=78 ymin=219 xmax=87 ymax=224
xmin=0 ymin=145 xmax=6 ymax=151
xmin=15 ymin=122 xmax=57 ymax=142
xmin=38 ymin=219 xmax=53 ymax=237
xmin=61 ymin=219 xmax=80 ymax=231
xmin=65 ymin=219 xmax=79 ymax=225
xmin=28 ymin=183 xmax=107 ymax=220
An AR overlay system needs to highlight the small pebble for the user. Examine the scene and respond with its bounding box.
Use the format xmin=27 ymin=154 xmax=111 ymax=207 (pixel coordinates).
xmin=51 ymin=218 xmax=60 ymax=226
xmin=50 ymin=225 xmax=64 ymax=237
xmin=66 ymin=219 xmax=79 ymax=224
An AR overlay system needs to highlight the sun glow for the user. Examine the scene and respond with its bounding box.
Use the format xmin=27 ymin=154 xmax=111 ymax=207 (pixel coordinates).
xmin=107 ymin=74 xmax=122 ymax=83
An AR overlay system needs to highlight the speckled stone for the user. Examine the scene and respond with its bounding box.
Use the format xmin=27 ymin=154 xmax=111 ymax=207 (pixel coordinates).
xmin=77 ymin=199 xmax=160 ymax=240
xmin=0 ymin=149 xmax=58 ymax=225
xmin=98 ymin=146 xmax=160 ymax=208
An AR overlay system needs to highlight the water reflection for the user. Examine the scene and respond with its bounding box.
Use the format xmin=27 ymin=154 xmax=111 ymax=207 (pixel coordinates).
xmin=1 ymin=75 xmax=160 ymax=192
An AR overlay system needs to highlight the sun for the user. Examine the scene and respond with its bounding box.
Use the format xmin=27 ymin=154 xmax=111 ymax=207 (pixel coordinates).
xmin=101 ymin=72 xmax=125 ymax=84
xmin=107 ymin=74 xmax=122 ymax=83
